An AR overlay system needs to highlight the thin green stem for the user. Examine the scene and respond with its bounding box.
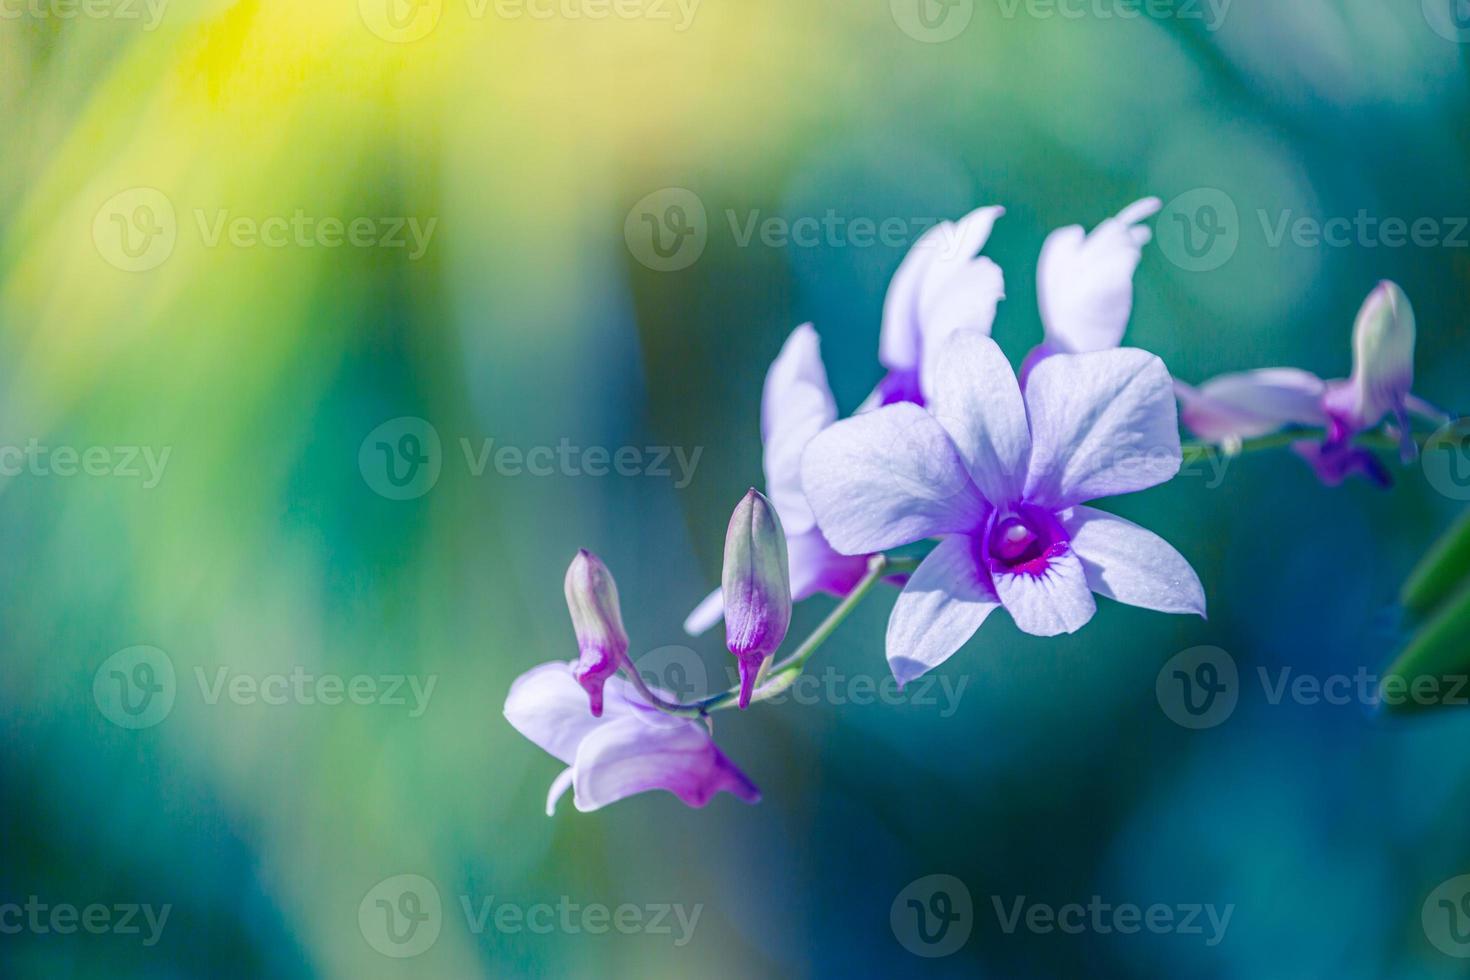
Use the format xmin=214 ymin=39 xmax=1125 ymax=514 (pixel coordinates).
xmin=764 ymin=554 xmax=916 ymax=677
xmin=1181 ymin=420 xmax=1459 ymax=467
xmin=643 ymin=553 xmax=919 ymax=719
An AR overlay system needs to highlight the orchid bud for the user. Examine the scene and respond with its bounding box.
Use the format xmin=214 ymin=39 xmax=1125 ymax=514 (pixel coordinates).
xmin=564 ymin=549 xmax=629 ymax=717
xmin=722 ymin=489 xmax=791 ymax=709
xmin=1349 ymin=281 xmax=1416 ymax=434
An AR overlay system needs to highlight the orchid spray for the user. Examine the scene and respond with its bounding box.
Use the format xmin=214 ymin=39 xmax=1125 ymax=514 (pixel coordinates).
xmin=505 ymin=198 xmax=1461 ymax=813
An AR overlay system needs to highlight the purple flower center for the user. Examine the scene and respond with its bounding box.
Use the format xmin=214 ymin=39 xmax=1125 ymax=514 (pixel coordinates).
xmin=876 ymin=368 xmax=924 ymax=408
xmin=991 ymin=518 xmax=1040 ymax=563
xmin=982 ymin=507 xmax=1069 ymax=577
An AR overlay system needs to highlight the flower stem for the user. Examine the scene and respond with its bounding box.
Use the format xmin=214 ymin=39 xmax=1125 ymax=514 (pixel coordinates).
xmin=1180 ymin=419 xmax=1461 ymax=466
xmin=640 ymin=553 xmax=920 ymax=719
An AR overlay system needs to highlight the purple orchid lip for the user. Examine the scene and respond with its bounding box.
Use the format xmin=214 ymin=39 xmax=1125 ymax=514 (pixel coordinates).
xmin=980 ymin=505 xmax=1070 ymax=578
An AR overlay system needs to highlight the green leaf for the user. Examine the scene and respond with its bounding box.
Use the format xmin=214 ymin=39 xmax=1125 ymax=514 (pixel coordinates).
xmin=1402 ymin=508 xmax=1470 ymax=620
xmin=1379 ymin=577 xmax=1470 ymax=714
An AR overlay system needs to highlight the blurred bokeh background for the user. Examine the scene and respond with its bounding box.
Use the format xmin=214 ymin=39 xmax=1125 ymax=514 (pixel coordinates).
xmin=2 ymin=0 xmax=1469 ymax=975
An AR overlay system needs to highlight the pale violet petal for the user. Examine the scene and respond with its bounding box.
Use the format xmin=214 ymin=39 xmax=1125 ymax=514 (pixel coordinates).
xmin=570 ymin=715 xmax=760 ymax=812
xmin=880 ymin=206 xmax=1004 ymax=372
xmin=879 ymin=229 xmax=942 ymax=372
xmin=1037 ymin=198 xmax=1161 ymax=355
xmin=992 ymin=548 xmax=1097 ymax=637
xmin=1405 ymin=393 xmax=1448 ymax=424
xmin=801 ymin=403 xmax=986 ymax=555
xmin=927 ymin=332 xmax=1031 ymax=506
xmin=1177 ymin=369 xmax=1327 ymax=442
xmin=682 ymin=586 xmax=724 ymax=636
xmin=504 ymin=662 xmax=631 ymax=765
xmin=761 ymin=324 xmax=838 ymax=534
xmin=1348 ymin=281 xmax=1416 ymax=427
xmin=1063 ymin=506 xmax=1206 ymax=617
xmin=1023 ymin=348 xmax=1181 ymax=508
xmin=886 ymin=535 xmax=1000 ymax=687
xmin=1018 ymin=340 xmax=1064 ymax=389
xmin=545 ymin=768 xmax=575 ymax=816
xmin=787 ymin=526 xmax=871 ymax=600
xmin=915 ymin=257 xmax=1005 ymax=397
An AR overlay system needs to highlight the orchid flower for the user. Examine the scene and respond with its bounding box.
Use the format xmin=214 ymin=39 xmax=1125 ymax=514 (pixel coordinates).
xmin=802 ymin=331 xmax=1205 ymax=686
xmin=1177 ymin=281 xmax=1433 ymax=487
xmin=684 ymin=325 xmax=870 ymax=635
xmin=871 ymin=206 xmax=1007 ymax=407
xmin=1020 ymin=197 xmax=1162 ymax=383
xmin=504 ymin=663 xmax=760 ymax=814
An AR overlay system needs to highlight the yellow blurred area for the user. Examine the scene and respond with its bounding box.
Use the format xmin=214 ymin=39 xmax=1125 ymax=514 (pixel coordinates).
xmin=0 ymin=0 xmax=830 ymax=412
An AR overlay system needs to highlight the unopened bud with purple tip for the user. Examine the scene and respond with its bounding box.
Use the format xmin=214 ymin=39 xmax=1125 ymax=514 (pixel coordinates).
xmin=1320 ymin=280 xmax=1419 ymax=466
xmin=722 ymin=489 xmax=792 ymax=709
xmin=564 ymin=549 xmax=630 ymax=717
xmin=1352 ymin=280 xmax=1417 ymax=459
